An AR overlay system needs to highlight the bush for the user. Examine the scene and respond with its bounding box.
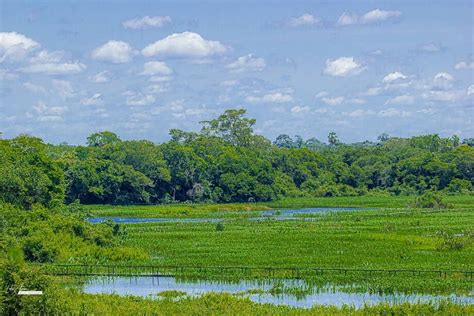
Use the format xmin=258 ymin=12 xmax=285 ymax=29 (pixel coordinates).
xmin=436 ymin=231 xmax=471 ymax=251
xmin=215 ymin=223 xmax=225 ymax=231
xmin=413 ymin=192 xmax=448 ymax=208
xmin=23 ymin=239 xmax=58 ymax=263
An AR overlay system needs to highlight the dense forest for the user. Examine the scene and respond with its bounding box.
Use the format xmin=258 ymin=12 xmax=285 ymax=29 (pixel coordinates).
xmin=1 ymin=109 xmax=473 ymax=208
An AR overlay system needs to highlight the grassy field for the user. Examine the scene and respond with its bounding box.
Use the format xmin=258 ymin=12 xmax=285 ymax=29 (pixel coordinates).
xmin=83 ymin=196 xmax=472 ymax=294
xmin=63 ymin=195 xmax=474 ymax=305
xmin=85 ymin=195 xmax=473 ymax=218
xmin=40 ymin=291 xmax=473 ymax=315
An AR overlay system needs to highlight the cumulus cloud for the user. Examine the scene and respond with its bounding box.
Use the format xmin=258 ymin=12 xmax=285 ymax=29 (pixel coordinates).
xmin=468 ymin=85 xmax=474 ymax=96
xmin=91 ymin=40 xmax=135 ymax=63
xmin=384 ymin=95 xmax=415 ymax=105
xmin=433 ymin=72 xmax=454 ymax=90
xmin=323 ymin=57 xmax=365 ymax=77
xmin=0 ymin=31 xmax=39 ymax=62
xmin=361 ymin=9 xmax=402 ymax=24
xmin=80 ymin=93 xmax=102 ymax=106
xmin=383 ymin=71 xmax=407 ymax=83
xmin=140 ymin=61 xmax=173 ymax=76
xmin=226 ymin=54 xmax=266 ymax=73
xmin=246 ymin=92 xmax=293 ymax=104
xmin=122 ymin=16 xmax=171 ymax=29
xmin=336 ymin=13 xmax=358 ymax=26
xmin=321 ymin=96 xmax=345 ymax=106
xmin=125 ymin=93 xmax=156 ymax=106
xmin=19 ymin=48 xmax=86 ymax=75
xmin=287 ymin=13 xmax=320 ymax=27
xmin=90 ymin=71 xmax=110 ymax=83
xmin=346 ymin=109 xmax=375 ymax=117
xmin=336 ymin=9 xmax=401 ymax=26
xmin=454 ymin=61 xmax=474 ymax=70
xmin=142 ymin=32 xmax=228 ymax=58
xmin=20 ymin=62 xmax=86 ymax=75
xmin=422 ymin=90 xmax=465 ymax=102
xmin=30 ymin=50 xmax=65 ymax=63
xmin=291 ymin=105 xmax=310 ymax=113
xmin=365 ymin=87 xmax=382 ymax=96
xmin=33 ymin=101 xmax=67 ymax=121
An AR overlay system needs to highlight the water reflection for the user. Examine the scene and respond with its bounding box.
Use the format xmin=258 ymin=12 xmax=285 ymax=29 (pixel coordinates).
xmin=82 ymin=276 xmax=473 ymax=308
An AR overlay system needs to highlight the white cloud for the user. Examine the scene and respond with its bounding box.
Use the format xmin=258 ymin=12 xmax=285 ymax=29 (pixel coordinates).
xmin=126 ymin=93 xmax=156 ymax=106
xmin=378 ymin=108 xmax=411 ymax=117
xmin=20 ymin=61 xmax=86 ymax=75
xmin=383 ymin=71 xmax=407 ymax=83
xmin=226 ymin=54 xmax=266 ymax=73
xmin=418 ymin=42 xmax=442 ymax=53
xmin=51 ymin=79 xmax=74 ymax=99
xmin=148 ymin=76 xmax=172 ymax=83
xmin=30 ymin=50 xmax=65 ymax=63
xmin=0 ymin=32 xmax=39 ymax=62
xmin=422 ymin=90 xmax=465 ymax=102
xmin=287 ymin=14 xmax=320 ymax=27
xmin=140 ymin=61 xmax=173 ymax=76
xmin=291 ymin=105 xmax=310 ymax=113
xmin=384 ymin=95 xmax=415 ymax=105
xmin=321 ymin=96 xmax=345 ymax=105
xmin=365 ymin=87 xmax=382 ymax=96
xmin=33 ymin=101 xmax=67 ymax=116
xmin=346 ymin=109 xmax=375 ymax=117
xmin=336 ymin=13 xmax=358 ymax=26
xmin=467 ymin=85 xmax=474 ymax=96
xmin=323 ymin=57 xmax=365 ymax=77
xmin=145 ymin=84 xmax=168 ymax=94
xmin=122 ymin=16 xmax=171 ymax=29
xmin=336 ymin=9 xmax=401 ymax=26
xmin=91 ymin=40 xmax=135 ymax=63
xmin=433 ymin=72 xmax=454 ymax=90
xmin=246 ymin=92 xmax=293 ymax=104
xmin=361 ymin=9 xmax=402 ymax=24
xmin=315 ymin=91 xmax=328 ymax=99
xmin=142 ymin=32 xmax=228 ymax=58
xmin=80 ymin=93 xmax=102 ymax=106
xmin=434 ymin=72 xmax=454 ymax=81
xmin=90 ymin=71 xmax=110 ymax=83
xmin=454 ymin=61 xmax=474 ymax=70
xmin=348 ymin=98 xmax=366 ymax=105
xmin=23 ymin=82 xmax=47 ymax=94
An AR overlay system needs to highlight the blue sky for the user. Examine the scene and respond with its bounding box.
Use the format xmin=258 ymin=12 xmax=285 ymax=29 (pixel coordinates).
xmin=0 ymin=0 xmax=473 ymax=144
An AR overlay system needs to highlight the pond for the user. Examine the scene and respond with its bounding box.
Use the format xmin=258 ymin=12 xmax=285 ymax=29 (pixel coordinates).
xmin=81 ymin=276 xmax=473 ymax=308
xmin=88 ymin=207 xmax=362 ymax=224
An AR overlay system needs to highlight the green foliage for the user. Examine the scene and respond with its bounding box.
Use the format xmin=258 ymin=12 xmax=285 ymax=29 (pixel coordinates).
xmin=86 ymin=131 xmax=121 ymax=147
xmin=0 ymin=135 xmax=65 ymax=209
xmin=414 ymin=192 xmax=448 ymax=208
xmin=215 ymin=223 xmax=225 ymax=231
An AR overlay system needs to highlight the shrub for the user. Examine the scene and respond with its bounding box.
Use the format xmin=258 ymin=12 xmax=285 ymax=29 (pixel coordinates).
xmin=215 ymin=223 xmax=225 ymax=231
xmin=413 ymin=192 xmax=448 ymax=208
xmin=23 ymin=239 xmax=58 ymax=263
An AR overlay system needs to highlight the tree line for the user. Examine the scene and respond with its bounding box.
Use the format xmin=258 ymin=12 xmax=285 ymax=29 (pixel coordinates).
xmin=1 ymin=109 xmax=473 ymax=207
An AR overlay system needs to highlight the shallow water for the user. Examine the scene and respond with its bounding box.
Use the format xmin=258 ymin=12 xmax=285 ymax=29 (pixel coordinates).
xmin=81 ymin=276 xmax=473 ymax=308
xmin=88 ymin=207 xmax=361 ymax=224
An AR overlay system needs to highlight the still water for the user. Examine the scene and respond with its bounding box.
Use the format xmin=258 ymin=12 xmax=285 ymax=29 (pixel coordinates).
xmin=88 ymin=207 xmax=360 ymax=224
xmin=82 ymin=276 xmax=473 ymax=308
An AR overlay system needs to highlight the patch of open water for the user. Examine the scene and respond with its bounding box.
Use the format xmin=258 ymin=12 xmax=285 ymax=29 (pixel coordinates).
xmin=88 ymin=207 xmax=361 ymax=224
xmin=81 ymin=276 xmax=473 ymax=308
